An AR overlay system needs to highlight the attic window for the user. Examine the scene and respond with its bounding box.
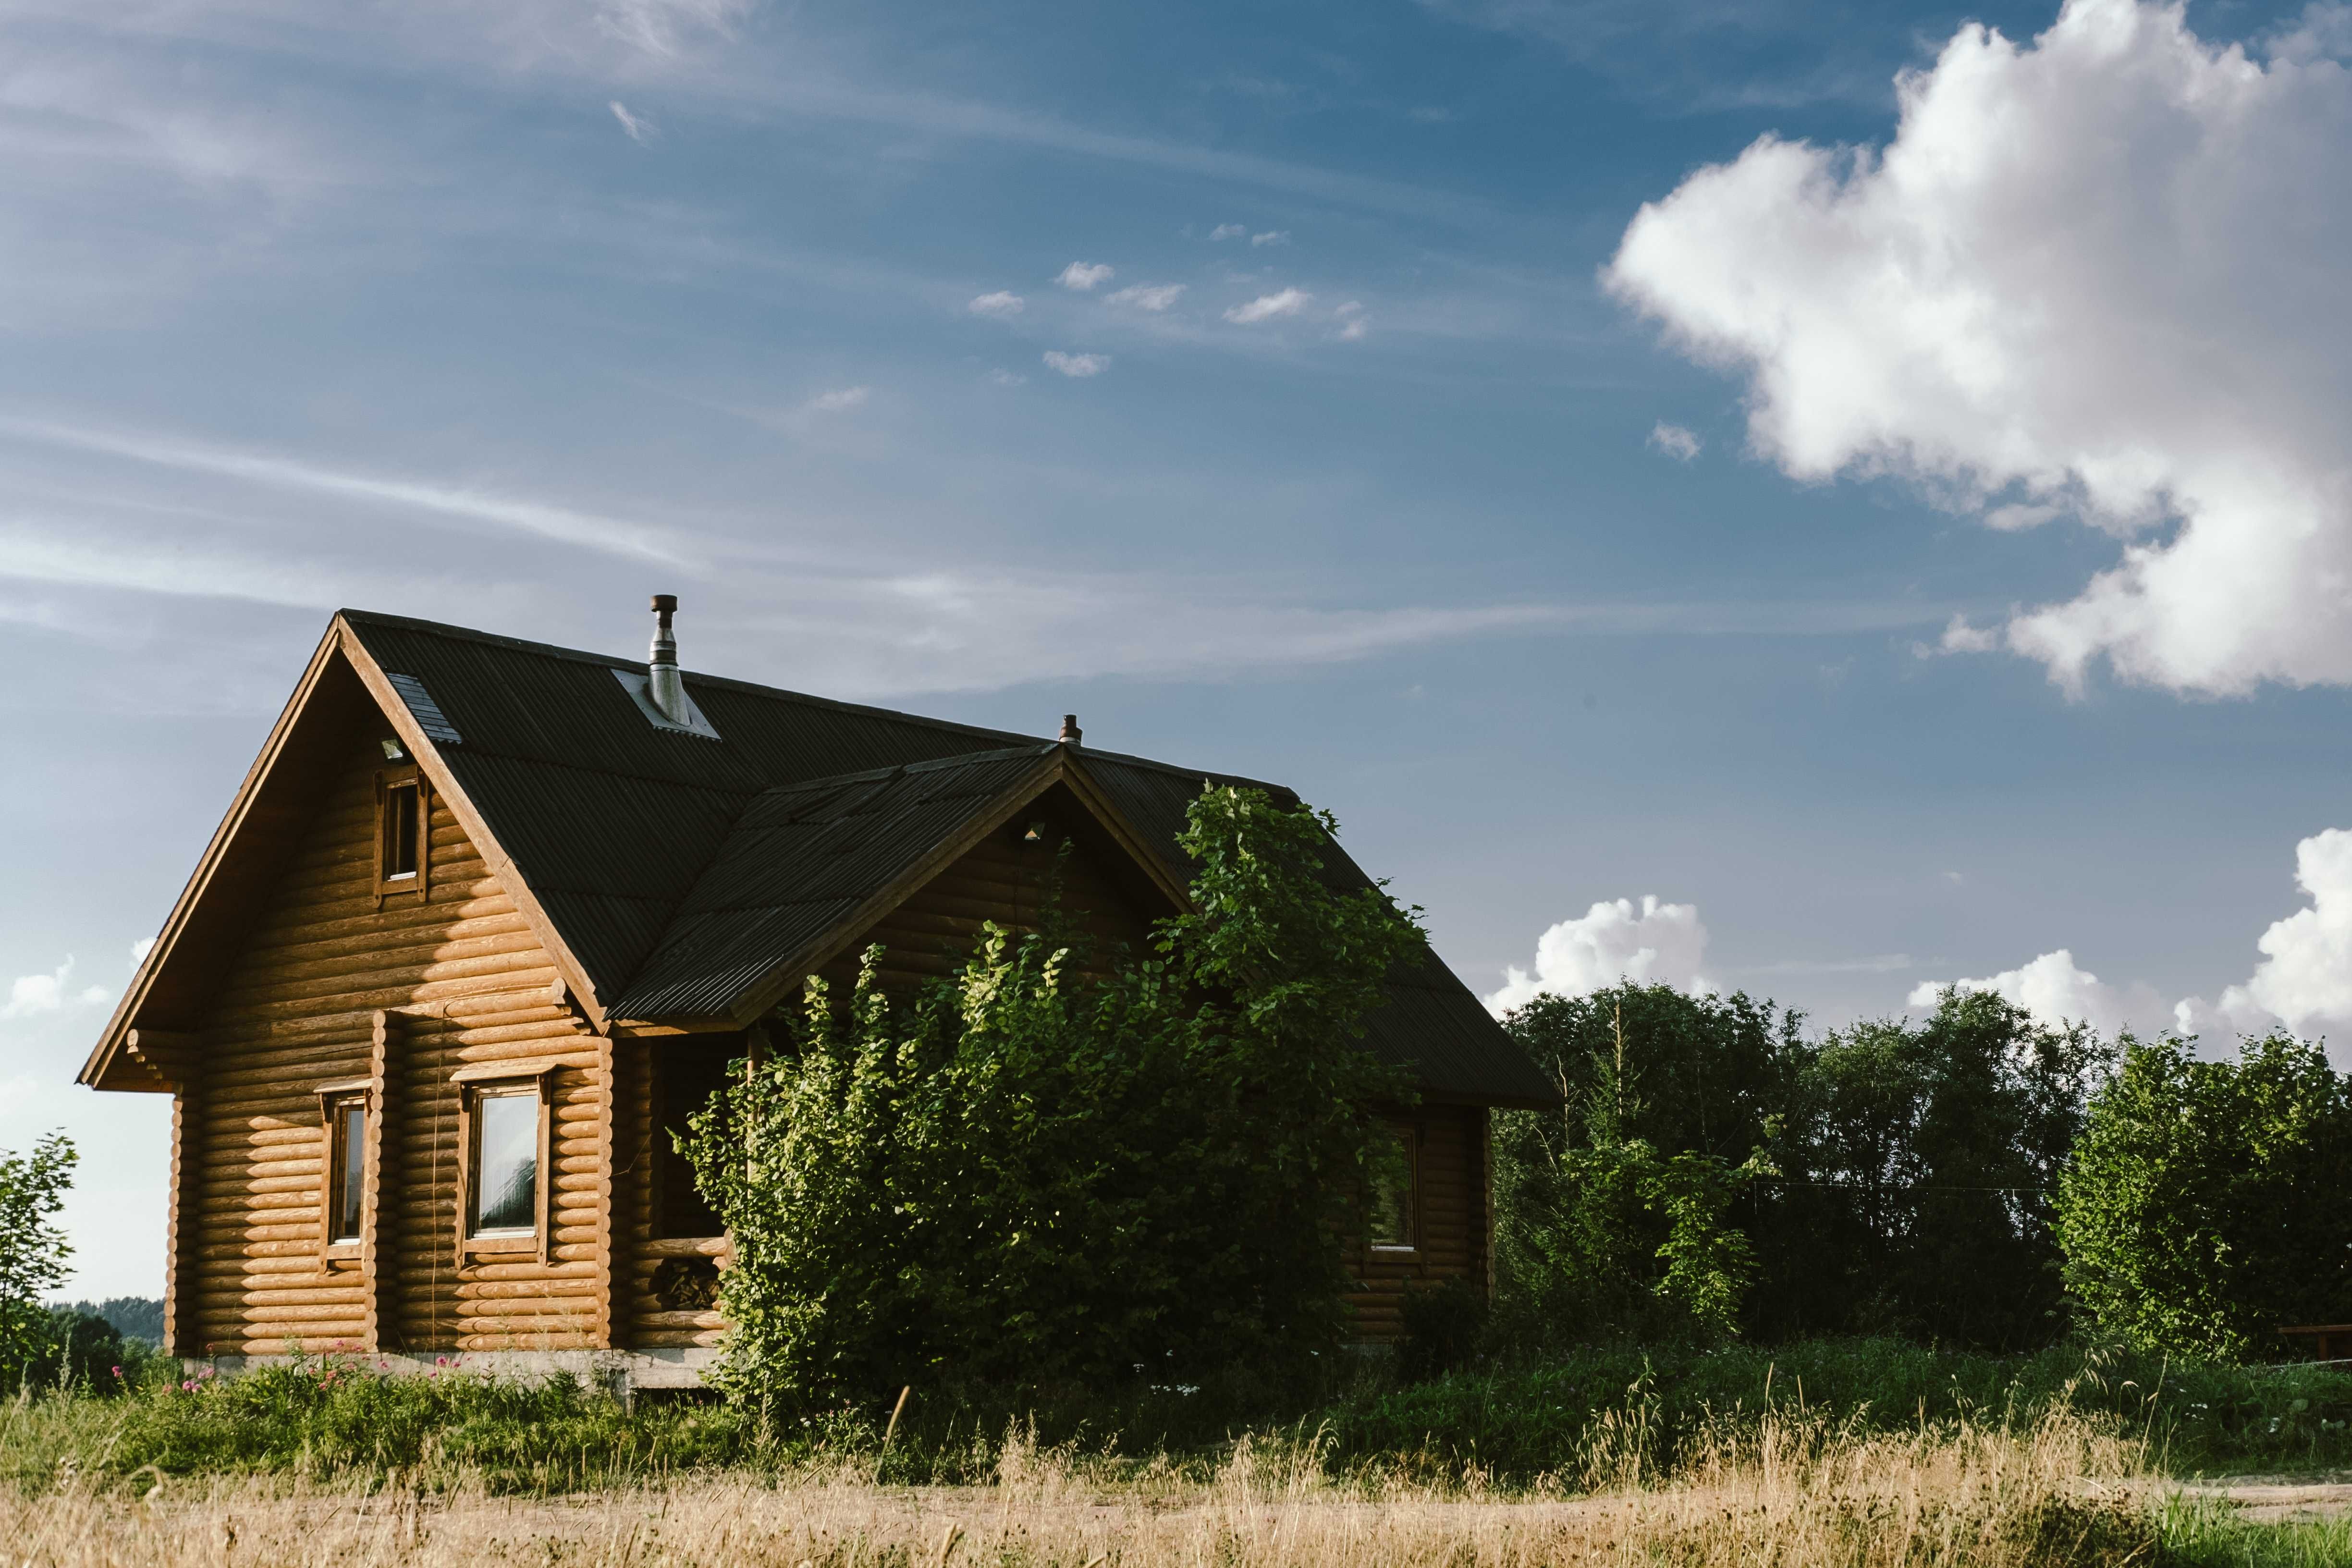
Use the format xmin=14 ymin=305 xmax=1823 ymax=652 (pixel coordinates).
xmin=375 ymin=770 xmax=429 ymax=900
xmin=384 ymin=784 xmax=419 ymax=878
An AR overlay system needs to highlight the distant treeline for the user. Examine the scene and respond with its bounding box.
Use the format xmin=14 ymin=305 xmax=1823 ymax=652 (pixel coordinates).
xmin=1493 ymin=983 xmax=2352 ymax=1358
xmin=54 ymin=1298 xmax=164 ymax=1346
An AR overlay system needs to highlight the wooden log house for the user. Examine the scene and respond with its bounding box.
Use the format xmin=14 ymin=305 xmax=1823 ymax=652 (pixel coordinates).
xmin=81 ymin=603 xmax=1558 ymax=1389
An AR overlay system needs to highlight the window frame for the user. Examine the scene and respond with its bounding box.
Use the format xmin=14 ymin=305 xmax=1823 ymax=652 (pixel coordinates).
xmin=373 ymin=764 xmax=430 ymax=904
xmin=314 ymin=1077 xmax=373 ymax=1265
xmin=1366 ymin=1121 xmax=1422 ymax=1256
xmin=453 ymin=1064 xmax=557 ymax=1263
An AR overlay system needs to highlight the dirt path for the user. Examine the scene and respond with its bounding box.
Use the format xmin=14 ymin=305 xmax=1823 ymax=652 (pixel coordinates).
xmin=2168 ymin=1472 xmax=2352 ymax=1522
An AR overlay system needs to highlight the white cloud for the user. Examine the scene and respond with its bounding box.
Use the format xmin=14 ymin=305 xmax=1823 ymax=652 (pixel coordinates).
xmin=607 ymin=100 xmax=653 ymax=144
xmin=1209 ymin=223 xmax=1248 ymax=240
xmin=1224 ymin=288 xmax=1312 ymax=324
xmin=2178 ymin=828 xmax=2352 ymax=1042
xmin=1649 ymin=422 xmax=1702 ymax=462
xmin=1 ymin=956 xmax=110 ymax=1020
xmin=1334 ymin=300 xmax=1368 ymax=340
xmin=1106 ymin=282 xmax=1186 ymax=311
xmin=0 ymin=417 xmax=680 ymax=564
xmin=1486 ymin=895 xmax=1711 ymax=1014
xmin=1909 ymin=949 xmax=2167 ymax=1037
xmin=1054 ymin=261 xmax=1115 ymax=291
xmin=1041 ymin=351 xmax=1111 ymax=378
xmin=987 ymin=368 xmax=1028 ymax=387
xmin=1250 ymin=230 xmax=1291 ymax=246
xmin=803 ymin=386 xmax=870 ymax=413
xmin=968 ymin=291 xmax=1025 ymax=318
xmin=1605 ymin=0 xmax=2352 ymax=697
xmin=130 ymin=937 xmax=156 ymax=965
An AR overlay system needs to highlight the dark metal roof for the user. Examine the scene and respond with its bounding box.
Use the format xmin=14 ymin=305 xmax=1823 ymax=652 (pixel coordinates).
xmin=338 ymin=610 xmax=1556 ymax=1105
xmin=612 ymin=747 xmax=1058 ymax=1020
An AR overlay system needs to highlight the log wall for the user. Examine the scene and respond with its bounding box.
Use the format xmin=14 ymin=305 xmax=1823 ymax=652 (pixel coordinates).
xmin=1346 ymin=1105 xmax=1491 ymax=1342
xmin=178 ymin=731 xmax=603 ymax=1357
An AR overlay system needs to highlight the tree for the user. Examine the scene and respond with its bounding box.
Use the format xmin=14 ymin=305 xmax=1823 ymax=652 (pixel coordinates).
xmin=1799 ymin=991 xmax=2104 ymax=1348
xmin=1495 ymin=994 xmax=1775 ymax=1343
xmin=2055 ymin=1032 xmax=2352 ymax=1358
xmin=683 ymin=787 xmax=1421 ymax=1409
xmin=0 ymin=1133 xmax=76 ymax=1388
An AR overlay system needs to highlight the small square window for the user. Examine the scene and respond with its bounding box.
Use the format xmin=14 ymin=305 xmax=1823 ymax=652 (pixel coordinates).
xmin=1367 ymin=1126 xmax=1418 ymax=1252
xmin=328 ymin=1098 xmax=367 ymax=1242
xmin=470 ymin=1089 xmax=543 ymax=1238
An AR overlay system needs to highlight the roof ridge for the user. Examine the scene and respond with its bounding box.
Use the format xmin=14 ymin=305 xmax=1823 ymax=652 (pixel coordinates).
xmin=336 ymin=608 xmax=1290 ymax=795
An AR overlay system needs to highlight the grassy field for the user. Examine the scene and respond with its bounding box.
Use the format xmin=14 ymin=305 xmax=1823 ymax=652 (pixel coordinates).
xmin=6 ymin=1339 xmax=2352 ymax=1566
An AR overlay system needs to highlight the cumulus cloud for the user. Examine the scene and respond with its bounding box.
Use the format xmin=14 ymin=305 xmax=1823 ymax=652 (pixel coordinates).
xmin=1649 ymin=422 xmax=1702 ymax=462
xmin=1225 ymin=288 xmax=1312 ymax=324
xmin=1107 ymin=282 xmax=1186 ymax=311
xmin=804 ymin=386 xmax=870 ymax=413
xmin=1 ymin=956 xmax=109 ymax=1020
xmin=1605 ymin=0 xmax=2352 ymax=696
xmin=2178 ymin=828 xmax=2352 ymax=1042
xmin=1209 ymin=223 xmax=1248 ymax=240
xmin=1250 ymin=230 xmax=1292 ymax=246
xmin=131 ymin=937 xmax=156 ymax=964
xmin=607 ymin=100 xmax=653 ymax=144
xmin=968 ymin=291 xmax=1025 ymax=318
xmin=1909 ymin=949 xmax=2167 ymax=1037
xmin=1486 ymin=895 xmax=1711 ymax=1014
xmin=1041 ymin=351 xmax=1110 ymax=378
xmin=1054 ymin=261 xmax=1115 ymax=291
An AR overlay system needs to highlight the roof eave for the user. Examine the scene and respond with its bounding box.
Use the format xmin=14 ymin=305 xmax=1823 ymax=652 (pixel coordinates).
xmin=80 ymin=624 xmax=351 ymax=1090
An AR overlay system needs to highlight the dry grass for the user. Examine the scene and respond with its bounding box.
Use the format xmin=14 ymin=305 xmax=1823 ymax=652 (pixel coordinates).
xmin=0 ymin=1407 xmax=2167 ymax=1568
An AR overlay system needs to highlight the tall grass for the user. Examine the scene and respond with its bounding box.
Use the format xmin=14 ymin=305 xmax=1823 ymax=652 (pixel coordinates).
xmin=8 ymin=1338 xmax=2352 ymax=1495
xmin=0 ymin=1404 xmax=2180 ymax=1568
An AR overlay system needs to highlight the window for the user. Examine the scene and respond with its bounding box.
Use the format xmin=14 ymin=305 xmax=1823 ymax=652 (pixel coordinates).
xmin=329 ymin=1098 xmax=367 ymax=1242
xmin=1366 ymin=1125 xmax=1418 ymax=1252
xmin=315 ymin=1079 xmax=372 ymax=1259
xmin=470 ymin=1090 xmax=542 ymax=1237
xmin=653 ymin=1039 xmax=738 ymax=1239
xmin=381 ymin=781 xmax=420 ymax=881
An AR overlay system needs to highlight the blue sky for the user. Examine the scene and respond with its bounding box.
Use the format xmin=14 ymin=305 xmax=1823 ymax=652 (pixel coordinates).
xmin=6 ymin=0 xmax=2350 ymax=1297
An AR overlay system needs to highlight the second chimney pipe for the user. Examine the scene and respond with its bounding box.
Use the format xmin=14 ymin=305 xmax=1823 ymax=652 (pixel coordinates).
xmin=649 ymin=594 xmax=686 ymax=723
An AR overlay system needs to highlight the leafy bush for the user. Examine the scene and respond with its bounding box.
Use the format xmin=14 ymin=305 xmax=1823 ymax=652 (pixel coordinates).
xmin=685 ymin=786 xmax=1421 ymax=1410
xmin=0 ymin=1133 xmax=75 ymax=1390
xmin=1497 ymin=987 xmax=2104 ymax=1350
xmin=1395 ymin=1279 xmax=1486 ymax=1383
xmin=2057 ymin=1033 xmax=2352 ymax=1357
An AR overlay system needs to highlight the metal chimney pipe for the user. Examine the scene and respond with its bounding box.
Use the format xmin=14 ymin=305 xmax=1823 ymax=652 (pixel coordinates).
xmin=1058 ymin=713 xmax=1082 ymax=745
xmin=649 ymin=594 xmax=686 ymax=723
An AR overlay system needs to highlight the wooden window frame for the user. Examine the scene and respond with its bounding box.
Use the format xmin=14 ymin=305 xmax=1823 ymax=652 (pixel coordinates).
xmin=1367 ymin=1121 xmax=1422 ymax=1256
xmin=373 ymin=766 xmax=430 ymax=905
xmin=315 ymin=1077 xmax=374 ymax=1265
xmin=453 ymin=1063 xmax=557 ymax=1264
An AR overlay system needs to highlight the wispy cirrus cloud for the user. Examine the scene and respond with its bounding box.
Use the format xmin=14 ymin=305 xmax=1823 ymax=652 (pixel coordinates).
xmin=1225 ymin=288 xmax=1311 ymax=323
xmin=1106 ymin=282 xmax=1185 ymax=311
xmin=0 ymin=417 xmax=685 ymax=564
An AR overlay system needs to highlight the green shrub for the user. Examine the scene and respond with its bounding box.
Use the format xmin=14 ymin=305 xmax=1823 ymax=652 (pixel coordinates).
xmin=2057 ymin=1033 xmax=2352 ymax=1358
xmin=685 ymin=786 xmax=1421 ymax=1411
xmin=0 ymin=1133 xmax=75 ymax=1390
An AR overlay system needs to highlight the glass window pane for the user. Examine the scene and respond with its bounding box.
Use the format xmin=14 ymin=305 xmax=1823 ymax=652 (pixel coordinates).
xmin=473 ymin=1092 xmax=539 ymax=1235
xmin=384 ymin=784 xmax=419 ymax=879
xmin=333 ymin=1102 xmax=366 ymax=1240
xmin=1368 ymin=1129 xmax=1415 ymax=1249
